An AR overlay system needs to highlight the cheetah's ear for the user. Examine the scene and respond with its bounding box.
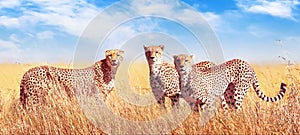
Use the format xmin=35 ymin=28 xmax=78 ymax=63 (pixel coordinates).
xmin=143 ymin=45 xmax=148 ymax=51
xmin=173 ymin=55 xmax=178 ymax=60
xmin=105 ymin=50 xmax=111 ymax=56
xmin=119 ymin=50 xmax=124 ymax=55
xmin=190 ymin=55 xmax=194 ymax=59
xmin=158 ymin=45 xmax=164 ymax=50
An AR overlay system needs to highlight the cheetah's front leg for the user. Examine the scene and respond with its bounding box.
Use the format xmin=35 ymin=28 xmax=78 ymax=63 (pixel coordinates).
xmin=220 ymin=95 xmax=229 ymax=110
xmin=193 ymin=97 xmax=208 ymax=112
xmin=170 ymin=93 xmax=180 ymax=108
xmin=157 ymin=95 xmax=166 ymax=110
xmin=100 ymin=80 xmax=115 ymax=101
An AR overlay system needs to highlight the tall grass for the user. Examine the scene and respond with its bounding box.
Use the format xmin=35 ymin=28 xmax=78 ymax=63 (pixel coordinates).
xmin=0 ymin=63 xmax=299 ymax=134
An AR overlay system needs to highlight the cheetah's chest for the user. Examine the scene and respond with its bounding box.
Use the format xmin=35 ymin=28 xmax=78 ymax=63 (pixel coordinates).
xmin=150 ymin=66 xmax=164 ymax=91
xmin=105 ymin=79 xmax=114 ymax=91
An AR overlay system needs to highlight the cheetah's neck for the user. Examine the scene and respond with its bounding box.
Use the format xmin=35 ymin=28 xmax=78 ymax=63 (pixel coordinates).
xmin=94 ymin=59 xmax=117 ymax=83
xmin=178 ymin=66 xmax=193 ymax=96
xmin=149 ymin=63 xmax=163 ymax=76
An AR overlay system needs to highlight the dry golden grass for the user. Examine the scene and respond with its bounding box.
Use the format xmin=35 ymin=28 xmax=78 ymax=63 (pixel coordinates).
xmin=0 ymin=62 xmax=299 ymax=134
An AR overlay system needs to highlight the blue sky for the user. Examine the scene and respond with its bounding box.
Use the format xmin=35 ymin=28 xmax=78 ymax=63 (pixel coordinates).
xmin=0 ymin=0 xmax=300 ymax=64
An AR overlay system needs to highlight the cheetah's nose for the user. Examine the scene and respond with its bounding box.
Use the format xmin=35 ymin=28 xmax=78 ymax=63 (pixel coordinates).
xmin=180 ymin=66 xmax=184 ymax=68
xmin=150 ymin=57 xmax=155 ymax=59
xmin=112 ymin=60 xmax=117 ymax=63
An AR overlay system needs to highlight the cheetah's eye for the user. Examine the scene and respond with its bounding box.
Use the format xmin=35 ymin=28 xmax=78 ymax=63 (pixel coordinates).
xmin=117 ymin=54 xmax=120 ymax=56
xmin=155 ymin=51 xmax=159 ymax=53
xmin=108 ymin=54 xmax=112 ymax=57
xmin=185 ymin=60 xmax=189 ymax=62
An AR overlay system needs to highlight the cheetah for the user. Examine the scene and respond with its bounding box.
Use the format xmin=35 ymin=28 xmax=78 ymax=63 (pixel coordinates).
xmin=173 ymin=54 xmax=215 ymax=110
xmin=20 ymin=49 xmax=124 ymax=109
xmin=173 ymin=54 xmax=287 ymax=111
xmin=144 ymin=45 xmax=181 ymax=108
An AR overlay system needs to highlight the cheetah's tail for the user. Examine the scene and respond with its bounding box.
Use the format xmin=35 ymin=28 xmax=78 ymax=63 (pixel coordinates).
xmin=253 ymin=81 xmax=287 ymax=102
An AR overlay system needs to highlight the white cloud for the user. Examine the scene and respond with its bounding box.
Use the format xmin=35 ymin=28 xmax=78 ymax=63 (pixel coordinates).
xmin=75 ymin=0 xmax=225 ymax=64
xmin=176 ymin=9 xmax=203 ymax=24
xmin=77 ymin=0 xmax=220 ymax=47
xmin=9 ymin=34 xmax=20 ymax=43
xmin=100 ymin=25 xmax=137 ymax=51
xmin=0 ymin=38 xmax=22 ymax=62
xmin=95 ymin=18 xmax=163 ymax=59
xmin=37 ymin=31 xmax=54 ymax=39
xmin=0 ymin=0 xmax=101 ymax=36
xmin=1 ymin=0 xmax=222 ymax=37
xmin=0 ymin=0 xmax=20 ymax=9
xmin=0 ymin=16 xmax=20 ymax=28
xmin=0 ymin=0 xmax=225 ymax=63
xmin=23 ymin=0 xmax=101 ymax=36
xmin=132 ymin=0 xmax=174 ymax=16
xmin=131 ymin=0 xmax=218 ymax=26
xmin=0 ymin=39 xmax=18 ymax=49
xmin=237 ymin=0 xmax=300 ymax=19
xmin=201 ymin=12 xmax=222 ymax=31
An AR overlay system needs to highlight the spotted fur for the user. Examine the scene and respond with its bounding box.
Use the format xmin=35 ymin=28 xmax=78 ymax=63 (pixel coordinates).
xmin=173 ymin=55 xmax=216 ymax=97
xmin=144 ymin=45 xmax=181 ymax=108
xmin=20 ymin=49 xmax=124 ymax=110
xmin=174 ymin=54 xmax=287 ymax=111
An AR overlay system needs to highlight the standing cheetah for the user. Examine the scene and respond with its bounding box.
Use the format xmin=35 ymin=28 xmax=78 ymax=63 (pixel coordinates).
xmin=173 ymin=54 xmax=215 ymax=110
xmin=20 ymin=49 xmax=124 ymax=109
xmin=173 ymin=54 xmax=287 ymax=111
xmin=144 ymin=45 xmax=181 ymax=108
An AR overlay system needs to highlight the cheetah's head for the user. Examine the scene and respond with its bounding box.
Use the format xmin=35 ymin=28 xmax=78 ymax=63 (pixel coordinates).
xmin=143 ymin=45 xmax=164 ymax=65
xmin=173 ymin=54 xmax=194 ymax=74
xmin=105 ymin=49 xmax=124 ymax=68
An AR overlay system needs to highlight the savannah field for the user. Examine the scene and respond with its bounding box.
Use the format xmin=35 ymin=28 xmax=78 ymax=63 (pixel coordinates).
xmin=0 ymin=62 xmax=299 ymax=134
